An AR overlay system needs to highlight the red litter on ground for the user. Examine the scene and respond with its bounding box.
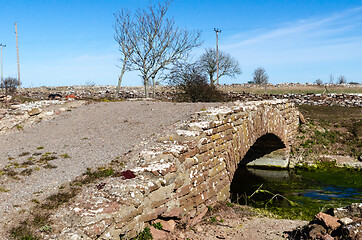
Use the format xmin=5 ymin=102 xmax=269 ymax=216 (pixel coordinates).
xmin=121 ymin=170 xmax=136 ymax=179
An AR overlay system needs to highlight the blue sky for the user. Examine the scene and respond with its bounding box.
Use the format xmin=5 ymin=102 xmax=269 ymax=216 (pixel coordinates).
xmin=1 ymin=0 xmax=362 ymax=87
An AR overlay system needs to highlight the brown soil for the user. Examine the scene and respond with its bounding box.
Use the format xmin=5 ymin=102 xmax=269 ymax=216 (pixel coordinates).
xmin=174 ymin=202 xmax=308 ymax=240
xmin=292 ymin=105 xmax=361 ymax=164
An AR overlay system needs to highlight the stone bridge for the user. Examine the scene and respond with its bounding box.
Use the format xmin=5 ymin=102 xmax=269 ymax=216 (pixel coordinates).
xmin=51 ymin=100 xmax=299 ymax=239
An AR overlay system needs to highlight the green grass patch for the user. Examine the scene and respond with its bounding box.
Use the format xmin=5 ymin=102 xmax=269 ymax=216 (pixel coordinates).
xmin=132 ymin=227 xmax=153 ymax=240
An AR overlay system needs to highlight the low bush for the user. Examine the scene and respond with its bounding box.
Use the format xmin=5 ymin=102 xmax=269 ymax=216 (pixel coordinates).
xmin=168 ymin=62 xmax=226 ymax=102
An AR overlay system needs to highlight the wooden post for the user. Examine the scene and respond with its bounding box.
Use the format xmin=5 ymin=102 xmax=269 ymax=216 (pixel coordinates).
xmin=0 ymin=44 xmax=6 ymax=87
xmin=214 ymin=28 xmax=221 ymax=85
xmin=15 ymin=22 xmax=21 ymax=88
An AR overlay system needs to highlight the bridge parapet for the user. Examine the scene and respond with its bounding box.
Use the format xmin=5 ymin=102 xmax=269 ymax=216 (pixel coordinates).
xmin=50 ymin=100 xmax=299 ymax=239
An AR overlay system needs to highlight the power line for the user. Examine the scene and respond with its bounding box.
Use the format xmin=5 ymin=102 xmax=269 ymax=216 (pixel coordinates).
xmin=214 ymin=28 xmax=221 ymax=85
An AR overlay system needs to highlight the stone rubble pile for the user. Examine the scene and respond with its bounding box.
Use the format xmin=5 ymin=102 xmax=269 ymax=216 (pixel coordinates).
xmin=16 ymin=85 xmax=176 ymax=101
xmin=12 ymin=84 xmax=362 ymax=107
xmin=291 ymin=203 xmax=362 ymax=240
xmin=0 ymin=98 xmax=85 ymax=132
xmin=228 ymin=92 xmax=362 ymax=107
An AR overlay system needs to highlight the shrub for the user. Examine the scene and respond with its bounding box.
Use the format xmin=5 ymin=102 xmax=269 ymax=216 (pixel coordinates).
xmin=1 ymin=77 xmax=20 ymax=95
xmin=168 ymin=62 xmax=226 ymax=102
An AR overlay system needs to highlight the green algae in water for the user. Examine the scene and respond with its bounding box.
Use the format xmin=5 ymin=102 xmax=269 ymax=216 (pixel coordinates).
xmin=230 ymin=166 xmax=362 ymax=220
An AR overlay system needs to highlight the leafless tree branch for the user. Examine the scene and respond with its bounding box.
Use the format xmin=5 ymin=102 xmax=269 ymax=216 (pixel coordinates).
xmin=114 ymin=1 xmax=202 ymax=97
xmin=199 ymin=48 xmax=241 ymax=85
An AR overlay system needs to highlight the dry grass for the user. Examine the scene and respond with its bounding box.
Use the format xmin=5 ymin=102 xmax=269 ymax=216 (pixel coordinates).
xmin=294 ymin=105 xmax=361 ymax=159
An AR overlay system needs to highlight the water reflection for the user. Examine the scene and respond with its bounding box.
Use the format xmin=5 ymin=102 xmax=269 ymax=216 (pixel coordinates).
xmin=230 ymin=166 xmax=362 ymax=218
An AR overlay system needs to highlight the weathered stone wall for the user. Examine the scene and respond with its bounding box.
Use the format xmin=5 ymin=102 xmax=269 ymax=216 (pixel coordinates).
xmin=49 ymin=100 xmax=299 ymax=239
xmin=9 ymin=84 xmax=362 ymax=107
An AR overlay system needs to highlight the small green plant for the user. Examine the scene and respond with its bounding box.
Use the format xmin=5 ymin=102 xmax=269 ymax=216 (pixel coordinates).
xmin=36 ymin=147 xmax=44 ymax=150
xmin=22 ymin=160 xmax=34 ymax=166
xmin=43 ymin=164 xmax=57 ymax=169
xmin=10 ymin=223 xmax=39 ymax=240
xmin=31 ymin=199 xmax=40 ymax=204
xmin=19 ymin=152 xmax=30 ymax=157
xmin=132 ymin=227 xmax=153 ymax=240
xmin=207 ymin=206 xmax=213 ymax=212
xmin=4 ymin=169 xmax=19 ymax=179
xmin=20 ymin=168 xmax=33 ymax=176
xmin=0 ymin=187 xmax=9 ymax=192
xmin=209 ymin=216 xmax=217 ymax=223
xmin=83 ymin=167 xmax=115 ymax=183
xmin=152 ymin=222 xmax=163 ymax=230
xmin=16 ymin=125 xmax=23 ymax=130
xmin=39 ymin=225 xmax=52 ymax=233
xmin=60 ymin=153 xmax=70 ymax=158
xmin=41 ymin=189 xmax=78 ymax=210
xmin=32 ymin=213 xmax=51 ymax=229
xmin=226 ymin=202 xmax=233 ymax=207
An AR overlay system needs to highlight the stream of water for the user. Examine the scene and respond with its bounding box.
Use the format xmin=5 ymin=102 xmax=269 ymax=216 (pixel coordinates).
xmin=230 ymin=166 xmax=362 ymax=220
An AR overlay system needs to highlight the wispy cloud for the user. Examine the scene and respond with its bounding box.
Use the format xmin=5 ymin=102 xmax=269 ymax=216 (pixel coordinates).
xmin=219 ymin=7 xmax=362 ymax=84
xmin=224 ymin=6 xmax=362 ymax=50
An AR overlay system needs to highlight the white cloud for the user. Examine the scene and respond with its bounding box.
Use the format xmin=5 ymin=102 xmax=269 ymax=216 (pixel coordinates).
xmin=218 ymin=6 xmax=362 ymax=84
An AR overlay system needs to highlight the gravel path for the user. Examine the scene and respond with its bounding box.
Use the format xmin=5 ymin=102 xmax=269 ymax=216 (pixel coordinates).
xmin=0 ymin=100 xmax=217 ymax=236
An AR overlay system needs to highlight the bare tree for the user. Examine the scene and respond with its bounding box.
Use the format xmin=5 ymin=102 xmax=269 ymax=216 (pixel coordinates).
xmin=337 ymin=75 xmax=347 ymax=84
xmin=114 ymin=1 xmax=202 ymax=97
xmin=1 ymin=77 xmax=19 ymax=95
xmin=114 ymin=9 xmax=134 ymax=92
xmin=314 ymin=79 xmax=323 ymax=85
xmin=253 ymin=67 xmax=268 ymax=84
xmin=329 ymin=74 xmax=334 ymax=84
xmin=199 ymin=48 xmax=241 ymax=85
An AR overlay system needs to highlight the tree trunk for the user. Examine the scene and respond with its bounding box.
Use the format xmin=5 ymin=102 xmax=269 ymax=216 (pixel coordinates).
xmin=209 ymin=73 xmax=214 ymax=85
xmin=152 ymin=76 xmax=156 ymax=98
xmin=116 ymin=68 xmax=126 ymax=96
xmin=144 ymin=77 xmax=149 ymax=98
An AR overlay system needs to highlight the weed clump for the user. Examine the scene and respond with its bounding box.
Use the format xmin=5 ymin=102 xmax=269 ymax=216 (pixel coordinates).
xmin=83 ymin=167 xmax=114 ymax=183
xmin=19 ymin=152 xmax=30 ymax=157
xmin=152 ymin=222 xmax=163 ymax=230
xmin=41 ymin=190 xmax=78 ymax=210
xmin=9 ymin=222 xmax=39 ymax=240
xmin=132 ymin=227 xmax=153 ymax=240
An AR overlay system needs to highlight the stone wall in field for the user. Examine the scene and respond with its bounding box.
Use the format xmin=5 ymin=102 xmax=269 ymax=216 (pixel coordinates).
xmin=49 ymin=100 xmax=299 ymax=239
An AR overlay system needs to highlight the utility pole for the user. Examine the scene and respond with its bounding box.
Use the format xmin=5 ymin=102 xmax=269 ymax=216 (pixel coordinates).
xmin=214 ymin=28 xmax=221 ymax=85
xmin=15 ymin=22 xmax=21 ymax=88
xmin=0 ymin=44 xmax=6 ymax=87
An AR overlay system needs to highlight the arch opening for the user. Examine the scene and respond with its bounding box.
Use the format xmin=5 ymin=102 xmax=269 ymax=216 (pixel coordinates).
xmin=239 ymin=133 xmax=287 ymax=168
xmin=229 ymin=133 xmax=288 ymax=203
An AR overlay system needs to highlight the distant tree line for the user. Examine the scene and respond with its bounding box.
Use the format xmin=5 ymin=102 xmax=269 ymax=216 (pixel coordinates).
xmin=314 ymin=75 xmax=357 ymax=84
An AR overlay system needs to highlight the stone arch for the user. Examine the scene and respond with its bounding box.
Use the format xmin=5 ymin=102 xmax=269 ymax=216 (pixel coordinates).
xmin=239 ymin=133 xmax=287 ymax=166
xmin=50 ymin=100 xmax=300 ymax=239
xmin=224 ymin=106 xmax=290 ymax=181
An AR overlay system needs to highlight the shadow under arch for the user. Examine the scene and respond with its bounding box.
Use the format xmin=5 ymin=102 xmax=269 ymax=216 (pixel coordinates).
xmin=229 ymin=133 xmax=289 ymax=203
xmin=240 ymin=133 xmax=287 ymax=166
